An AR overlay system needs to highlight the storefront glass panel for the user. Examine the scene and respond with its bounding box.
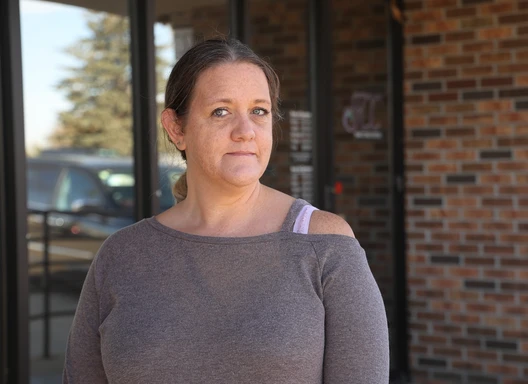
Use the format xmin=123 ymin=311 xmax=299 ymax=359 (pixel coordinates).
xmin=20 ymin=0 xmax=131 ymax=381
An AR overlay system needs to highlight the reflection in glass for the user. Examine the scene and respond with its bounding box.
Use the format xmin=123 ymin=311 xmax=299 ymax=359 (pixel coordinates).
xmin=20 ymin=1 xmax=132 ymax=381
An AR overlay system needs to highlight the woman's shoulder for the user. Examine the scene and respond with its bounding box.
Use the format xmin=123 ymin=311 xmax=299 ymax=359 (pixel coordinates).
xmin=308 ymin=210 xmax=356 ymax=238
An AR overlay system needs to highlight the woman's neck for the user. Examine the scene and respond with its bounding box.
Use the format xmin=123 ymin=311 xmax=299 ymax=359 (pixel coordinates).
xmin=174 ymin=181 xmax=267 ymax=236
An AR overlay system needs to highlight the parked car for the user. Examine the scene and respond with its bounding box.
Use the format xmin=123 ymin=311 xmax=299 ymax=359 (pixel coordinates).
xmin=27 ymin=151 xmax=184 ymax=242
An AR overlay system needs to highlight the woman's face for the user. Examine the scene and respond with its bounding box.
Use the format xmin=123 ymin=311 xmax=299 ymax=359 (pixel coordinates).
xmin=177 ymin=62 xmax=273 ymax=189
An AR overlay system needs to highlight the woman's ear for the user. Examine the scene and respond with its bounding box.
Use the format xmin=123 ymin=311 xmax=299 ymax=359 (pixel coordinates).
xmin=161 ymin=108 xmax=186 ymax=151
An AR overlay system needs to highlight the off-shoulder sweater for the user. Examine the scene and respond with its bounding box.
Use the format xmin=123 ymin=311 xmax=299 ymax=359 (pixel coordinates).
xmin=63 ymin=199 xmax=389 ymax=383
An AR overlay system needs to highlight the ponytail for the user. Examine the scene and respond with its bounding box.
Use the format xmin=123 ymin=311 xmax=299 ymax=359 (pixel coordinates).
xmin=172 ymin=171 xmax=188 ymax=203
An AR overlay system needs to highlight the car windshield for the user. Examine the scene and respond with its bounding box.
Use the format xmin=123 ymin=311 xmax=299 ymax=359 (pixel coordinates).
xmin=97 ymin=167 xmax=181 ymax=210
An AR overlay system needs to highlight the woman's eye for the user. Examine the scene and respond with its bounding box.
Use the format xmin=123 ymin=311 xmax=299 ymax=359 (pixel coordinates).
xmin=212 ymin=108 xmax=228 ymax=117
xmin=252 ymin=108 xmax=269 ymax=116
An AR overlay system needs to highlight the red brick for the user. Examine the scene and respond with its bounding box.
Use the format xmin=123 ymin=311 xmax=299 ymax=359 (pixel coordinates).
xmin=460 ymin=16 xmax=493 ymax=29
xmin=428 ymin=68 xmax=458 ymax=78
xmin=424 ymin=21 xmax=460 ymax=34
xmin=448 ymin=267 xmax=479 ymax=278
xmin=466 ymin=303 xmax=496 ymax=313
xmin=481 ymin=77 xmax=513 ymax=87
xmin=446 ymin=7 xmax=476 ymax=18
xmin=479 ymin=52 xmax=512 ymax=64
xmin=447 ymin=79 xmax=476 ymax=89
xmin=479 ymin=125 xmax=513 ymax=135
xmin=462 ymin=114 xmax=494 ymax=125
xmin=482 ymin=221 xmax=512 ymax=231
xmin=419 ymin=334 xmax=448 ymax=344
xmin=467 ymin=350 xmax=497 ymax=360
xmin=410 ymin=9 xmax=444 ymax=22
xmin=484 ymin=293 xmax=515 ymax=303
xmin=465 ymin=41 xmax=496 ymax=56
xmin=427 ymin=0 xmax=457 ymax=8
xmin=429 ymin=209 xmax=459 ymax=219
xmin=487 ymin=364 xmax=519 ymax=376
xmin=445 ymin=103 xmax=475 ymax=113
xmin=480 ymin=174 xmax=512 ymax=184
xmin=465 ymin=233 xmax=496 ymax=242
xmin=452 ymin=361 xmax=483 ymax=371
xmin=445 ymin=55 xmax=475 ymax=66
xmin=433 ymin=347 xmax=462 ymax=357
xmin=448 ymin=221 xmax=478 ymax=231
xmin=477 ymin=100 xmax=512 ymax=112
xmin=484 ymin=269 xmax=515 ymax=279
xmin=498 ymin=63 xmax=528 ymax=73
xmin=428 ymin=92 xmax=459 ymax=102
xmin=445 ymin=150 xmax=476 ymax=160
xmin=478 ymin=27 xmax=514 ymax=40
xmin=429 ymin=115 xmax=458 ymax=125
xmin=431 ymin=300 xmax=462 ymax=311
xmin=446 ymin=31 xmax=475 ymax=42
xmin=447 ymin=197 xmax=477 ymax=206
xmin=481 ymin=198 xmax=513 ymax=207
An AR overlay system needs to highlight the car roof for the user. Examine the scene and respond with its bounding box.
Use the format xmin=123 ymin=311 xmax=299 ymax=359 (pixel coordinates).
xmin=28 ymin=154 xmax=185 ymax=172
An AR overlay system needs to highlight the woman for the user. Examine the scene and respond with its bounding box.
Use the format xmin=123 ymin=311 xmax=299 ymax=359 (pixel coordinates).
xmin=63 ymin=38 xmax=389 ymax=383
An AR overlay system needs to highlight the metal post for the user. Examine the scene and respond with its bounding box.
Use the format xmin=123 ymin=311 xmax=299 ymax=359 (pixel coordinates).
xmin=229 ymin=0 xmax=246 ymax=43
xmin=129 ymin=0 xmax=159 ymax=220
xmin=42 ymin=211 xmax=51 ymax=359
xmin=388 ymin=0 xmax=409 ymax=380
xmin=0 ymin=0 xmax=30 ymax=382
xmin=309 ymin=0 xmax=334 ymax=212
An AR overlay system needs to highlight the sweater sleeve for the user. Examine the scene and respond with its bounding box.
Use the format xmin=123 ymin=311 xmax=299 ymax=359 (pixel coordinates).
xmin=316 ymin=237 xmax=390 ymax=384
xmin=63 ymin=248 xmax=108 ymax=383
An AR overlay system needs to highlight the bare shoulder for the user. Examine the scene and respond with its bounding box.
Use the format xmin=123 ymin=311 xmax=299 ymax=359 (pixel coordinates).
xmin=308 ymin=210 xmax=356 ymax=238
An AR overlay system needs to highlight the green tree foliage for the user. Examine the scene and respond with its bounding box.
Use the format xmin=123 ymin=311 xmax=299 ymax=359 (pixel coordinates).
xmin=50 ymin=11 xmax=170 ymax=156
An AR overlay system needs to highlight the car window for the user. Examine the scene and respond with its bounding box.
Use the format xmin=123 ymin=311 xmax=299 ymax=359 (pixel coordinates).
xmin=27 ymin=164 xmax=62 ymax=209
xmin=56 ymin=168 xmax=105 ymax=211
xmin=96 ymin=167 xmax=182 ymax=210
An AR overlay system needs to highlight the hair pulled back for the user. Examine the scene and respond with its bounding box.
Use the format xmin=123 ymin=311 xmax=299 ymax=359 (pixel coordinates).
xmin=164 ymin=37 xmax=282 ymax=203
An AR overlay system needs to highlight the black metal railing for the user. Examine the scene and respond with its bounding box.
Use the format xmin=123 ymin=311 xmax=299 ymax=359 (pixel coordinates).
xmin=27 ymin=208 xmax=124 ymax=359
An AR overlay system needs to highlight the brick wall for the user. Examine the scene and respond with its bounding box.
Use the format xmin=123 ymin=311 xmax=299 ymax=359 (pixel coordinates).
xmin=404 ymin=0 xmax=528 ymax=382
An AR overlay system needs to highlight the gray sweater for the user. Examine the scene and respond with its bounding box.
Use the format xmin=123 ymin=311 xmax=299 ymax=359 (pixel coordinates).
xmin=63 ymin=199 xmax=389 ymax=383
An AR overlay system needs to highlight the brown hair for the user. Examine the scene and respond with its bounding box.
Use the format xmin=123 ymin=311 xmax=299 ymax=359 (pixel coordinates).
xmin=164 ymin=37 xmax=282 ymax=203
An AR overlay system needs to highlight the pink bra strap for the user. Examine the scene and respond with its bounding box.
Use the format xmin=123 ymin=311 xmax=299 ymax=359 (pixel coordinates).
xmin=292 ymin=205 xmax=319 ymax=234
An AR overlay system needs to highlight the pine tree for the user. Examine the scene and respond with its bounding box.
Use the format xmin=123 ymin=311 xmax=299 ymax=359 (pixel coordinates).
xmin=50 ymin=11 xmax=170 ymax=156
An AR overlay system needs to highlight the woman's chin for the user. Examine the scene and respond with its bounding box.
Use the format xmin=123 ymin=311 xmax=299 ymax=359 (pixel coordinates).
xmin=220 ymin=168 xmax=264 ymax=188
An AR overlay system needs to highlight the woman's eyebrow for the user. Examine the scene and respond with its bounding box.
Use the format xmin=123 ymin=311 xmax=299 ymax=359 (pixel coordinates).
xmin=205 ymin=98 xmax=271 ymax=106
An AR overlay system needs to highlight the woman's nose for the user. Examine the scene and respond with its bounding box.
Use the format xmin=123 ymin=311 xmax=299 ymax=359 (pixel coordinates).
xmin=231 ymin=115 xmax=256 ymax=141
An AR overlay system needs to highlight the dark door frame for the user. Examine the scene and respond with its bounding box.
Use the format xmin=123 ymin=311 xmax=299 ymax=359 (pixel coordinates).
xmin=388 ymin=0 xmax=409 ymax=380
xmin=0 ymin=0 xmax=30 ymax=383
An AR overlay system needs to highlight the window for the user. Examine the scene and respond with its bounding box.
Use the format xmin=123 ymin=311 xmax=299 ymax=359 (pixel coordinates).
xmin=56 ymin=168 xmax=105 ymax=211
xmin=26 ymin=164 xmax=62 ymax=209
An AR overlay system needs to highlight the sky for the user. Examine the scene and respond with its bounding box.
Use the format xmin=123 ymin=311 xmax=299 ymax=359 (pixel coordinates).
xmin=19 ymin=0 xmax=174 ymax=153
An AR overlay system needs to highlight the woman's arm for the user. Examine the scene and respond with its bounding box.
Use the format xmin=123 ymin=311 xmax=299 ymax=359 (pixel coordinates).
xmin=63 ymin=253 xmax=108 ymax=383
xmin=310 ymin=212 xmax=390 ymax=383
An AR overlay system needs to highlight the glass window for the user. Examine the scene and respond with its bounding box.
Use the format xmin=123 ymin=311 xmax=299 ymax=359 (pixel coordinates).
xmin=56 ymin=168 xmax=105 ymax=211
xmin=20 ymin=0 xmax=132 ymax=380
xmin=27 ymin=163 xmax=62 ymax=209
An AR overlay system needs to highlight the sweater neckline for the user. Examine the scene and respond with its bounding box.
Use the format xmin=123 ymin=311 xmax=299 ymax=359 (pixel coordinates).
xmin=144 ymin=198 xmax=309 ymax=244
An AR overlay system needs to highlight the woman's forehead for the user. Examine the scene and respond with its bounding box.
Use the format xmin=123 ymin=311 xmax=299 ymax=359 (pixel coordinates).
xmin=193 ymin=62 xmax=270 ymax=101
